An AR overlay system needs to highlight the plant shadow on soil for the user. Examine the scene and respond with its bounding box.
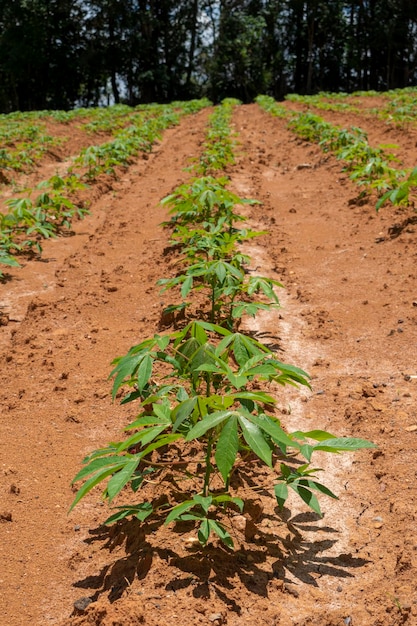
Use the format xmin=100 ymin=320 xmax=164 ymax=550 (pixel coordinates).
xmin=71 ymin=511 xmax=369 ymax=614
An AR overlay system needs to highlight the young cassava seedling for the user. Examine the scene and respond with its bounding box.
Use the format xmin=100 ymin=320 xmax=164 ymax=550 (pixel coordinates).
xmin=71 ymin=321 xmax=376 ymax=548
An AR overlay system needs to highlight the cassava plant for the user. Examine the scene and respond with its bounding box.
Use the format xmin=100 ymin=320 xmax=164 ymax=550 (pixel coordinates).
xmin=70 ymin=321 xmax=376 ymax=548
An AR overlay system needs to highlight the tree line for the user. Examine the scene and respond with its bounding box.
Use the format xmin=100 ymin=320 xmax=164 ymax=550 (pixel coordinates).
xmin=1 ymin=0 xmax=417 ymax=113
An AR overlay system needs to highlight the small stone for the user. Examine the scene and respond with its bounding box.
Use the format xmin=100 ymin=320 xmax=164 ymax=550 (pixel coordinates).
xmin=74 ymin=525 xmax=81 ymax=532
xmin=209 ymin=613 xmax=223 ymax=623
xmin=0 ymin=512 xmax=12 ymax=522
xmin=405 ymin=424 xmax=417 ymax=432
xmin=73 ymin=597 xmax=93 ymax=613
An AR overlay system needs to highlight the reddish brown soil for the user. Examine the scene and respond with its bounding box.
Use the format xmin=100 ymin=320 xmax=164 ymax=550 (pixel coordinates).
xmin=1 ymin=103 xmax=417 ymax=626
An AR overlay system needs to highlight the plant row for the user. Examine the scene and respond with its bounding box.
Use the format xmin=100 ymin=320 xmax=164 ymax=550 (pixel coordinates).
xmin=257 ymin=95 xmax=417 ymax=211
xmin=0 ymin=99 xmax=211 ymax=277
xmin=70 ymin=100 xmax=375 ymax=549
xmin=286 ymin=88 xmax=417 ymax=129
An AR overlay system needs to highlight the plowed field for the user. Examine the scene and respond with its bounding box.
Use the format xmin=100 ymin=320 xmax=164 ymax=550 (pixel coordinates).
xmin=1 ymin=100 xmax=417 ymax=626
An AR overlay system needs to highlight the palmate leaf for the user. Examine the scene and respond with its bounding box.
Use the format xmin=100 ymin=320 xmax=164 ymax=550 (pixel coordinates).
xmin=193 ymin=494 xmax=213 ymax=514
xmin=215 ymin=415 xmax=239 ymax=484
xmin=232 ymin=301 xmax=274 ymax=319
xmin=71 ymin=454 xmax=124 ymax=483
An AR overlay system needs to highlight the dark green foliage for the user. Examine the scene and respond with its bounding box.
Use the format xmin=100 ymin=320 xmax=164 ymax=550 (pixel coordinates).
xmin=1 ymin=1 xmax=417 ymax=111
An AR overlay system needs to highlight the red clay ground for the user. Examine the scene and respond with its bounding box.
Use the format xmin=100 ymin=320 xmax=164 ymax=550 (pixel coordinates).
xmin=1 ymin=102 xmax=417 ymax=626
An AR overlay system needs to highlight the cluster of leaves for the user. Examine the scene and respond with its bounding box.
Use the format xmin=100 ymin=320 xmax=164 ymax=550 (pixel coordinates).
xmin=193 ymin=98 xmax=240 ymax=174
xmin=159 ymin=177 xmax=280 ymax=327
xmin=71 ymin=100 xmax=376 ymax=549
xmin=0 ymin=174 xmax=88 ymax=270
xmin=287 ymin=111 xmax=406 ymax=197
xmin=0 ymin=118 xmax=57 ymax=177
xmin=82 ymin=104 xmax=139 ymax=134
xmin=258 ymin=94 xmax=417 ymax=211
xmin=371 ymin=87 xmax=417 ymax=128
xmin=0 ymin=99 xmax=211 ymax=276
xmin=75 ymin=101 xmax=211 ymax=181
xmin=255 ymin=95 xmax=289 ymax=119
xmin=285 ymin=92 xmax=358 ymax=114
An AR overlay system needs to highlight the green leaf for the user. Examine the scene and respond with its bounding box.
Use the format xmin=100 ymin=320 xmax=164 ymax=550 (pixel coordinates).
xmin=0 ymin=254 xmax=20 ymax=268
xmin=215 ymin=415 xmax=239 ymax=484
xmin=69 ymin=462 xmax=126 ymax=511
xmin=232 ymin=333 xmax=250 ymax=366
xmin=155 ymin=335 xmax=170 ymax=351
xmin=314 ymin=437 xmax=377 ymax=452
xmin=181 ymin=275 xmax=193 ymax=298
xmin=193 ymin=494 xmax=212 ymax=514
xmin=172 ymin=397 xmax=198 ymax=431
xmin=104 ymin=502 xmax=153 ymax=525
xmin=291 ymin=429 xmax=336 ymax=442
xmin=165 ymin=499 xmax=195 ymax=524
xmin=290 ymin=483 xmax=322 ymax=516
xmin=186 ymin=410 xmax=235 ymax=440
xmin=208 ymin=519 xmax=234 ymax=548
xmin=106 ymin=457 xmax=139 ymax=502
xmin=212 ymin=494 xmax=244 ymax=511
xmin=71 ymin=455 xmax=123 ymax=483
xmin=137 ymin=354 xmax=153 ymax=392
xmin=298 ymin=479 xmax=338 ymax=500
xmin=233 ymin=390 xmax=276 ymax=405
xmin=274 ymin=482 xmax=288 ymax=509
xmin=198 ymin=518 xmax=211 ymax=545
xmin=238 ymin=414 xmax=272 ymax=467
xmin=117 ymin=425 xmax=166 ymax=452
xmin=249 ymin=413 xmax=295 ymax=448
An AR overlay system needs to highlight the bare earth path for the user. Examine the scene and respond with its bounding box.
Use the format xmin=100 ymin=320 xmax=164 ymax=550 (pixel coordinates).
xmin=1 ymin=104 xmax=416 ymax=626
